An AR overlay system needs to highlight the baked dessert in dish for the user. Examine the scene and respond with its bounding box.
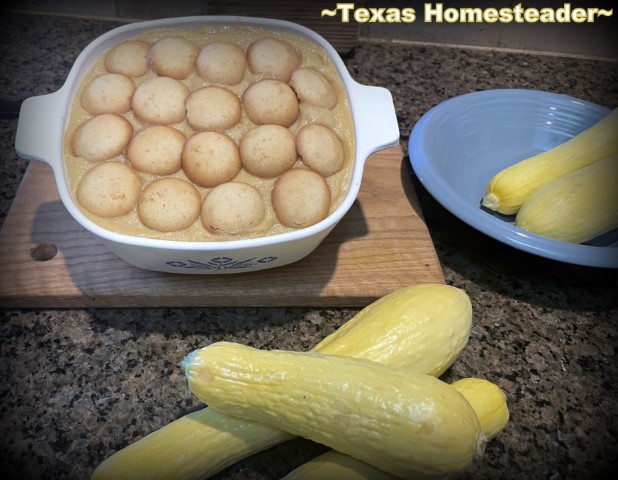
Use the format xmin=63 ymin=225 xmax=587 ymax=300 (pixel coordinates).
xmin=63 ymin=24 xmax=356 ymax=241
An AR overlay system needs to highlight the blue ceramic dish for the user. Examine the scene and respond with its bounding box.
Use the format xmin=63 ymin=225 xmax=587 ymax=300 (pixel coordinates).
xmin=409 ymin=89 xmax=617 ymax=268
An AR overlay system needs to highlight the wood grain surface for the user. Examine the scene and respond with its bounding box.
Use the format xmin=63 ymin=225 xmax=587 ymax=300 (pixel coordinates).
xmin=0 ymin=146 xmax=444 ymax=308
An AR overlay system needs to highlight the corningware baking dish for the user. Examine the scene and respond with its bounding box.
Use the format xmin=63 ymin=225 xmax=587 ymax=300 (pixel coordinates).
xmin=15 ymin=15 xmax=399 ymax=274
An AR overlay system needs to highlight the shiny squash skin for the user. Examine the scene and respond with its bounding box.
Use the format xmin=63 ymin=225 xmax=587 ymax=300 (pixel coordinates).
xmin=184 ymin=342 xmax=483 ymax=480
xmin=483 ymin=108 xmax=618 ymax=215
xmin=92 ymin=284 xmax=473 ymax=480
xmin=515 ymin=155 xmax=618 ymax=243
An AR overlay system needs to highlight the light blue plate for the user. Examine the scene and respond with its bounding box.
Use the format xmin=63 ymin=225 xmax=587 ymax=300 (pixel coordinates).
xmin=409 ymin=89 xmax=617 ymax=268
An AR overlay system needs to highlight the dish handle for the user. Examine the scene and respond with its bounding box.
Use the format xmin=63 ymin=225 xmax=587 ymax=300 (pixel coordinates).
xmin=15 ymin=88 xmax=66 ymax=170
xmin=348 ymin=82 xmax=400 ymax=160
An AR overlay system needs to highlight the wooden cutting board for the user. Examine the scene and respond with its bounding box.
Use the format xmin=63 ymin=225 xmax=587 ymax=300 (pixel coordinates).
xmin=0 ymin=146 xmax=444 ymax=308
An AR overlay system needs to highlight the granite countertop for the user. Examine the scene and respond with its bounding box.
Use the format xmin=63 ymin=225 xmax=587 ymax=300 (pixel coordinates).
xmin=1 ymin=12 xmax=617 ymax=480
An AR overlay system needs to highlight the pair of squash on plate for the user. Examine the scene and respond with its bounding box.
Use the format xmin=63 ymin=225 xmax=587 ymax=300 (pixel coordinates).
xmin=482 ymin=108 xmax=618 ymax=244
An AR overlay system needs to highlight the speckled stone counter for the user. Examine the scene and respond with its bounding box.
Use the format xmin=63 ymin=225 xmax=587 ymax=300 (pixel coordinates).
xmin=1 ymin=12 xmax=617 ymax=480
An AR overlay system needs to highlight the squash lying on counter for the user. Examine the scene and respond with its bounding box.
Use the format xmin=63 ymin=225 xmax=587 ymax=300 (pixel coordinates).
xmin=482 ymin=108 xmax=618 ymax=215
xmin=183 ymin=341 xmax=484 ymax=479
xmin=281 ymin=377 xmax=510 ymax=480
xmin=91 ymin=283 xmax=476 ymax=480
xmin=515 ymin=155 xmax=618 ymax=244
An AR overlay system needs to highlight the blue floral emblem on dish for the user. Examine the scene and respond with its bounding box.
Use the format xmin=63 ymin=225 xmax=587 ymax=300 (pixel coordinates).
xmin=166 ymin=256 xmax=277 ymax=271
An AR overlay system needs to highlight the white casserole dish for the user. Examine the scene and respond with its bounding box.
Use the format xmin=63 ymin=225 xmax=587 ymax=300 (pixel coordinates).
xmin=15 ymin=16 xmax=399 ymax=274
